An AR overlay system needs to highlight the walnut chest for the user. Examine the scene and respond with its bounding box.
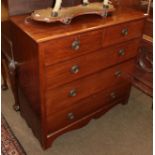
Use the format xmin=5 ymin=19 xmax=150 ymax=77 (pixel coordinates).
xmin=10 ymin=8 xmax=146 ymax=149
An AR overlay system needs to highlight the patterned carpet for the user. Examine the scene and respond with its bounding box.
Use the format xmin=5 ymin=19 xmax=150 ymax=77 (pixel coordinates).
xmin=1 ymin=114 xmax=26 ymax=155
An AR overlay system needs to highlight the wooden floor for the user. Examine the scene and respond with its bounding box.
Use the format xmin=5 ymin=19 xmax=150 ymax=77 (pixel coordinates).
xmin=2 ymin=87 xmax=152 ymax=155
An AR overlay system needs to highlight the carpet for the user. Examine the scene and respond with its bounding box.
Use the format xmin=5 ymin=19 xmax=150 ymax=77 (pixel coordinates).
xmin=1 ymin=114 xmax=26 ymax=155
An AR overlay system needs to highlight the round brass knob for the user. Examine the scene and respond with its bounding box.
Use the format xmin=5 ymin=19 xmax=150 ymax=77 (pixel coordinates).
xmin=110 ymin=92 xmax=117 ymax=99
xmin=121 ymin=28 xmax=128 ymax=36
xmin=118 ymin=49 xmax=125 ymax=56
xmin=68 ymin=112 xmax=75 ymax=120
xmin=72 ymin=40 xmax=80 ymax=50
xmin=69 ymin=89 xmax=77 ymax=97
xmin=70 ymin=65 xmax=80 ymax=74
xmin=115 ymin=70 xmax=122 ymax=78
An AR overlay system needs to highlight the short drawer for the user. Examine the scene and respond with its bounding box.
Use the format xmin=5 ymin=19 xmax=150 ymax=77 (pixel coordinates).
xmin=46 ymin=83 xmax=131 ymax=134
xmin=43 ymin=30 xmax=102 ymax=66
xmin=45 ymin=39 xmax=140 ymax=89
xmin=45 ymin=59 xmax=135 ymax=115
xmin=102 ymin=19 xmax=144 ymax=47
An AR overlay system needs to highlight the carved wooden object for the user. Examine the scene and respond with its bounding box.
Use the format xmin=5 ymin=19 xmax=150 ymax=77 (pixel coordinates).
xmin=31 ymin=3 xmax=115 ymax=24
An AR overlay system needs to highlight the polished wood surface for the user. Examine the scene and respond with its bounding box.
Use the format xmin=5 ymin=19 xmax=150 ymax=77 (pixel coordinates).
xmin=102 ymin=19 xmax=144 ymax=47
xmin=44 ymin=30 xmax=102 ymax=65
xmin=45 ymin=39 xmax=140 ymax=89
xmin=18 ymin=88 xmax=42 ymax=142
xmin=46 ymin=95 xmax=129 ymax=148
xmin=47 ymin=83 xmax=131 ymax=134
xmin=45 ymin=60 xmax=134 ymax=115
xmin=10 ymin=22 xmax=41 ymax=115
xmin=10 ymin=8 xmax=146 ymax=42
xmin=9 ymin=7 xmax=146 ymax=149
xmin=2 ymin=0 xmax=152 ymax=150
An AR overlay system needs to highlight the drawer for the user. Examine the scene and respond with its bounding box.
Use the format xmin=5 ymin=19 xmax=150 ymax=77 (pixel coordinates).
xmin=45 ymin=59 xmax=135 ymax=115
xmin=45 ymin=39 xmax=140 ymax=89
xmin=46 ymin=83 xmax=131 ymax=134
xmin=102 ymin=20 xmax=144 ymax=47
xmin=43 ymin=30 xmax=102 ymax=66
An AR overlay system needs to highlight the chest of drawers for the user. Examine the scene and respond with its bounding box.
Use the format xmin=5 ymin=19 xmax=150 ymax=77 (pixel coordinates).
xmin=10 ymin=8 xmax=146 ymax=149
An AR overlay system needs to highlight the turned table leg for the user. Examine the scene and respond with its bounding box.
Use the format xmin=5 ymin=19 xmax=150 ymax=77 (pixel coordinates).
xmin=1 ymin=56 xmax=8 ymax=90
xmin=9 ymin=60 xmax=20 ymax=111
xmin=11 ymin=74 xmax=20 ymax=112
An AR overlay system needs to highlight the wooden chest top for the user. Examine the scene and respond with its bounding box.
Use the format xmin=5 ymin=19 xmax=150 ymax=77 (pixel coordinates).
xmin=10 ymin=8 xmax=146 ymax=43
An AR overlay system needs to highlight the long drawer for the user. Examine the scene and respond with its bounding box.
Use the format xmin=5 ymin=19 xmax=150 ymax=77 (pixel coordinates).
xmin=45 ymin=39 xmax=140 ymax=89
xmin=102 ymin=19 xmax=144 ymax=47
xmin=46 ymin=83 xmax=131 ymax=134
xmin=45 ymin=59 xmax=134 ymax=115
xmin=43 ymin=30 xmax=102 ymax=66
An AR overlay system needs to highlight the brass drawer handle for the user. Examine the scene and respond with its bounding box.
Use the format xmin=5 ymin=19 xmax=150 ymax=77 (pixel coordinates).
xmin=68 ymin=112 xmax=75 ymax=120
xmin=70 ymin=65 xmax=80 ymax=74
xmin=118 ymin=49 xmax=125 ymax=56
xmin=110 ymin=92 xmax=117 ymax=99
xmin=115 ymin=70 xmax=122 ymax=78
xmin=121 ymin=28 xmax=128 ymax=36
xmin=69 ymin=89 xmax=77 ymax=97
xmin=72 ymin=40 xmax=80 ymax=50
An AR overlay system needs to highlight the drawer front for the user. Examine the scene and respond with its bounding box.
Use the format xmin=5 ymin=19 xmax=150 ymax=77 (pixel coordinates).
xmin=45 ymin=59 xmax=134 ymax=115
xmin=45 ymin=39 xmax=140 ymax=89
xmin=102 ymin=20 xmax=144 ymax=47
xmin=46 ymin=83 xmax=131 ymax=134
xmin=43 ymin=30 xmax=102 ymax=66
